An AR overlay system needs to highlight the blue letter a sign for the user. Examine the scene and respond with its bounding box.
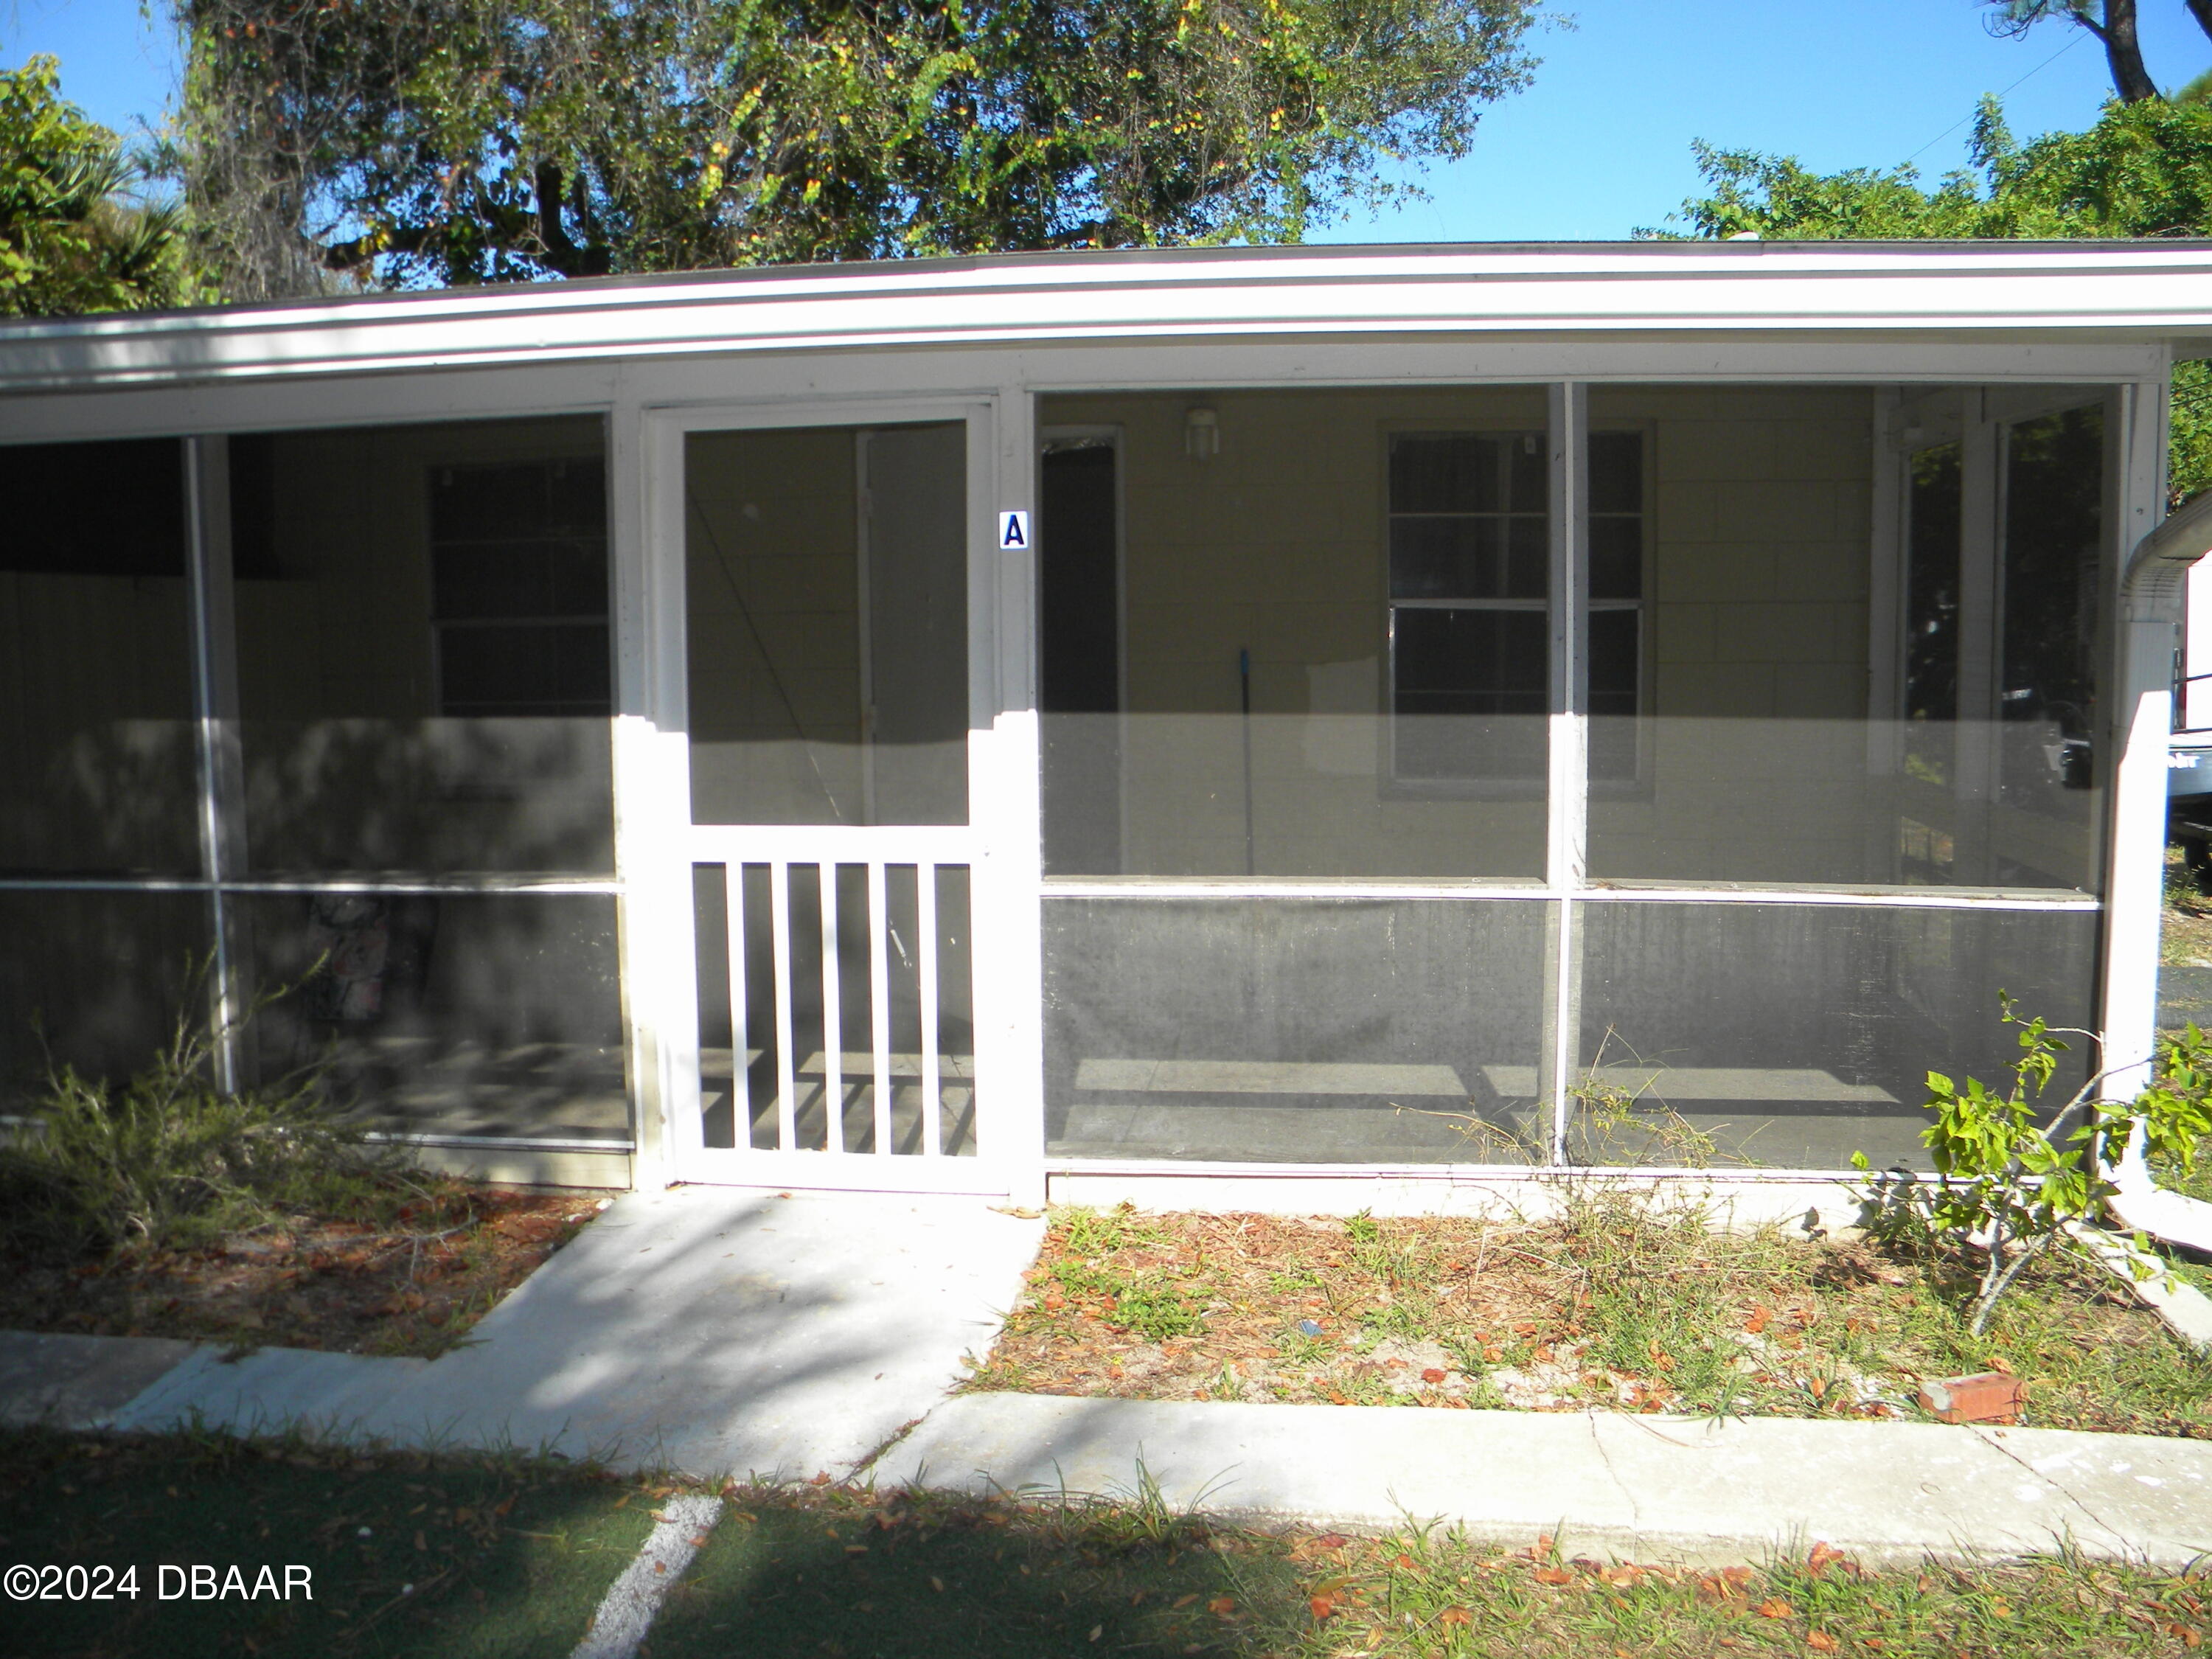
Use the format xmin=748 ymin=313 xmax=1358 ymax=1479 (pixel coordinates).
xmin=998 ymin=510 xmax=1030 ymax=550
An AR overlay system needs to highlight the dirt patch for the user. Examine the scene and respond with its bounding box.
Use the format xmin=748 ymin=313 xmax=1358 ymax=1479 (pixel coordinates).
xmin=967 ymin=1201 xmax=2212 ymax=1437
xmin=0 ymin=1183 xmax=605 ymax=1358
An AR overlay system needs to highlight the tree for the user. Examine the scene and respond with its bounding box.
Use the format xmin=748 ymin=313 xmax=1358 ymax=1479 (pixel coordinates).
xmin=1658 ymin=95 xmax=2212 ymax=504
xmin=1662 ymin=94 xmax=2212 ymax=242
xmin=170 ymin=0 xmax=1545 ymax=299
xmin=1983 ymin=2 xmax=2158 ymax=105
xmin=0 ymin=55 xmax=182 ymax=318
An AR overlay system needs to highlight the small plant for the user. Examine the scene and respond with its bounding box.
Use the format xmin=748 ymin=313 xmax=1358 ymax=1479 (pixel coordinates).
xmin=1851 ymin=996 xmax=2212 ymax=1337
xmin=0 ymin=961 xmax=397 ymax=1259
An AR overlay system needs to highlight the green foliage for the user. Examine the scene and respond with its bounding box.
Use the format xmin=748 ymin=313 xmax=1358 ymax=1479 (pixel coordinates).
xmin=0 ymin=970 xmax=396 ymax=1259
xmin=1851 ymin=997 xmax=2212 ymax=1336
xmin=0 ymin=55 xmax=182 ymax=317
xmin=1661 ymin=94 xmax=2212 ymax=511
xmin=172 ymin=0 xmax=1544 ymax=297
xmin=2174 ymin=357 xmax=2212 ymax=506
xmin=1660 ymin=94 xmax=2212 ymax=242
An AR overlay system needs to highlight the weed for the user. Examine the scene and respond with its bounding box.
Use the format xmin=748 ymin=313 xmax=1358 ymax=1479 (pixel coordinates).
xmin=981 ymin=1190 xmax=2212 ymax=1433
xmin=0 ymin=962 xmax=409 ymax=1261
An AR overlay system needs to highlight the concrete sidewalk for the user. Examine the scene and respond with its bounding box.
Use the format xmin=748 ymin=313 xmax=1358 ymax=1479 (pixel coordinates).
xmin=4 ymin=1185 xmax=2212 ymax=1569
xmin=885 ymin=1391 xmax=2212 ymax=1571
xmin=19 ymin=1185 xmax=1045 ymax=1480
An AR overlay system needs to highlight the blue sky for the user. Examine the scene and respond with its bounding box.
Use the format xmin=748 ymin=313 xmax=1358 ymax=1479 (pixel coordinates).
xmin=7 ymin=0 xmax=2212 ymax=242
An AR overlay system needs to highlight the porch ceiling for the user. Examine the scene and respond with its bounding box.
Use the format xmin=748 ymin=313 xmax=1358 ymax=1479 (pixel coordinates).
xmin=2 ymin=241 xmax=2212 ymax=396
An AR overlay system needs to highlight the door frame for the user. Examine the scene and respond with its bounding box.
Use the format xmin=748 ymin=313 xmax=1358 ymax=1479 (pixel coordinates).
xmin=624 ymin=394 xmax=1023 ymax=1193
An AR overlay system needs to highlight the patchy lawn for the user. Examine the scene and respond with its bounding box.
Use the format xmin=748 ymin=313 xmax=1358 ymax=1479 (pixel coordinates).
xmin=641 ymin=1481 xmax=2212 ymax=1659
xmin=0 ymin=1181 xmax=605 ymax=1358
xmin=966 ymin=1196 xmax=2212 ymax=1438
xmin=6 ymin=1430 xmax=2205 ymax=1657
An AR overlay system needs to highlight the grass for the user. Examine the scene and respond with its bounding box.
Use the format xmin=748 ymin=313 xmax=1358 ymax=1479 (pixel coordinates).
xmin=8 ymin=1430 xmax=2205 ymax=1657
xmin=968 ymin=1191 xmax=2212 ymax=1436
xmin=631 ymin=1480 xmax=2212 ymax=1658
xmin=2152 ymin=1133 xmax=2212 ymax=1205
xmin=2166 ymin=846 xmax=2212 ymax=967
xmin=0 ymin=1426 xmax=659 ymax=1657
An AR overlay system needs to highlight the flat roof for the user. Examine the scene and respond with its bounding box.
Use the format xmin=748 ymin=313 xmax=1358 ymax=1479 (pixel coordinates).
xmin=1 ymin=239 xmax=2209 ymax=393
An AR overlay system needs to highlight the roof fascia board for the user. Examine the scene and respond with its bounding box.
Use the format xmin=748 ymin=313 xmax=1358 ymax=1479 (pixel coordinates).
xmin=1 ymin=246 xmax=2210 ymax=396
xmin=0 ymin=335 xmax=2169 ymax=447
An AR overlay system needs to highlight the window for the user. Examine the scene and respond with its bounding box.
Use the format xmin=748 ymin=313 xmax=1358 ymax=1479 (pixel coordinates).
xmin=428 ymin=457 xmax=610 ymax=717
xmin=1386 ymin=431 xmax=1549 ymax=783
xmin=1587 ymin=428 xmax=1646 ymax=785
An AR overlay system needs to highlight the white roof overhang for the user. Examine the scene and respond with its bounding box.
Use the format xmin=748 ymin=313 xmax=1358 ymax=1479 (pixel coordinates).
xmin=0 ymin=240 xmax=2209 ymax=394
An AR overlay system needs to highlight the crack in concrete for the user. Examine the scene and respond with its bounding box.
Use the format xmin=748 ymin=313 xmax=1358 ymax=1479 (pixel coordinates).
xmin=1586 ymin=1414 xmax=1646 ymax=1537
xmin=1969 ymin=1427 xmax=2128 ymax=1550
xmin=848 ymin=1406 xmax=933 ymax=1481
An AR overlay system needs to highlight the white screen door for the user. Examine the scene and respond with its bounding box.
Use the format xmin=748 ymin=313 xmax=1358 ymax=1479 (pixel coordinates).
xmin=646 ymin=403 xmax=1005 ymax=1189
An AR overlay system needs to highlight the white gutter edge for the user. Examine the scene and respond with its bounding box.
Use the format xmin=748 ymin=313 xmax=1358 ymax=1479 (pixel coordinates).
xmin=2111 ymin=488 xmax=2212 ymax=1251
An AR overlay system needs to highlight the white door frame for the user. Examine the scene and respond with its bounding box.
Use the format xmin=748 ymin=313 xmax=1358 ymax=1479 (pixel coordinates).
xmin=626 ymin=394 xmax=1024 ymax=1194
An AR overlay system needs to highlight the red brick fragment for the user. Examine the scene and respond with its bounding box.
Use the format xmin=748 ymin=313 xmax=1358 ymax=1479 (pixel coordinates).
xmin=1916 ymin=1371 xmax=2024 ymax=1424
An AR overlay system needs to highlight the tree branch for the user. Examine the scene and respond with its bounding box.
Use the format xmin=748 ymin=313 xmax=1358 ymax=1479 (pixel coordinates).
xmin=2094 ymin=0 xmax=2159 ymax=103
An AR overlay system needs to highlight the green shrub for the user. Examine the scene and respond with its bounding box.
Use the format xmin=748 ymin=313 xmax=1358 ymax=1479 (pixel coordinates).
xmin=0 ymin=973 xmax=397 ymax=1260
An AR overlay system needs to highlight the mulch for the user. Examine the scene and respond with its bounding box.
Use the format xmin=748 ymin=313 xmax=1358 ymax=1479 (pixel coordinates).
xmin=0 ymin=1186 xmax=605 ymax=1358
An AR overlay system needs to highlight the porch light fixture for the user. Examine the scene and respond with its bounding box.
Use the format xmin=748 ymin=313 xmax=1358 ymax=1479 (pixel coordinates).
xmin=1185 ymin=406 xmax=1220 ymax=459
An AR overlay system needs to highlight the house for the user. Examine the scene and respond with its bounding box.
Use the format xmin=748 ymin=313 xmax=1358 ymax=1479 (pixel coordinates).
xmin=1 ymin=240 xmax=2208 ymax=1215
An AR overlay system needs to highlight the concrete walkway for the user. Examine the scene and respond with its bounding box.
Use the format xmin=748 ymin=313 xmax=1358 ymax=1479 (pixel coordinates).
xmin=48 ymin=1186 xmax=1046 ymax=1480
xmin=885 ymin=1392 xmax=2212 ymax=1570
xmin=5 ymin=1186 xmax=2212 ymax=1569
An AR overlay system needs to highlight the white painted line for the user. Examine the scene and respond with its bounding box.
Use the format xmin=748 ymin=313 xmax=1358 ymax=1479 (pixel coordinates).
xmin=570 ymin=1493 xmax=723 ymax=1659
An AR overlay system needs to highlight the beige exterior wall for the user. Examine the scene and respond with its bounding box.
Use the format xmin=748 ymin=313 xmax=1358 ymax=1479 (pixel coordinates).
xmin=1044 ymin=386 xmax=1885 ymax=883
xmin=237 ymin=415 xmax=613 ymax=874
xmin=1587 ymin=386 xmax=1879 ymax=883
xmin=1043 ymin=388 xmax=1551 ymax=878
xmin=0 ymin=572 xmax=195 ymax=872
xmin=246 ymin=416 xmax=605 ymax=721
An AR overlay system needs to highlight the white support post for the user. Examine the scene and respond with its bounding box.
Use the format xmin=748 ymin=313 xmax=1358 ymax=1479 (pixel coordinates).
xmin=984 ymin=386 xmax=1046 ymax=1205
xmin=1545 ymin=381 xmax=1588 ymax=1167
xmin=2105 ymin=379 xmax=2189 ymax=1116
xmin=183 ymin=436 xmax=248 ymax=1093
xmin=620 ymin=404 xmax=692 ymax=1189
